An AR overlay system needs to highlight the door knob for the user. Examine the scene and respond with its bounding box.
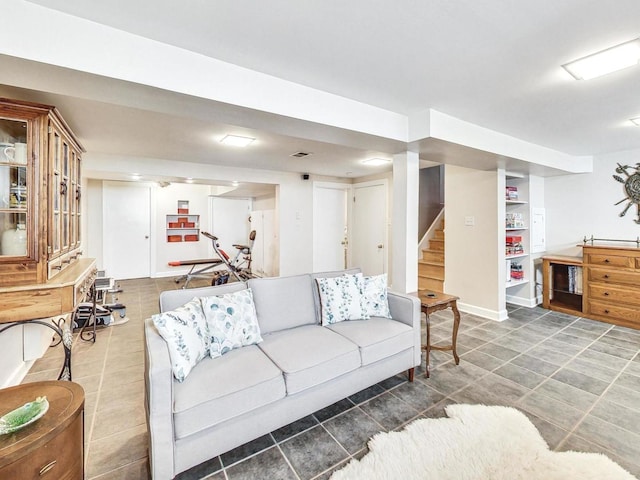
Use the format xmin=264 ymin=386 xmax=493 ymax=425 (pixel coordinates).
xmin=377 ymin=244 xmax=384 ymax=249
xmin=145 ymin=235 xmax=149 ymax=239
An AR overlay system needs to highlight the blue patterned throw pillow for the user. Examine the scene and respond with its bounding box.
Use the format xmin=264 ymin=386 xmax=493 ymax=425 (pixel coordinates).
xmin=152 ymin=297 xmax=209 ymax=382
xmin=362 ymin=273 xmax=392 ymax=318
xmin=316 ymin=272 xmax=370 ymax=326
xmin=200 ymin=288 xmax=263 ymax=359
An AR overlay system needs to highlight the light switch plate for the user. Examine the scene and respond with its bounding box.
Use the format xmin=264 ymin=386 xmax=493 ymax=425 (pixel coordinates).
xmin=464 ymin=216 xmax=475 ymax=226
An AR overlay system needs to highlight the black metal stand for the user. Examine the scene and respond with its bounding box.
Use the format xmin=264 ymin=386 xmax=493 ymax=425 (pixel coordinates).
xmin=78 ymin=283 xmax=97 ymax=343
xmin=0 ymin=317 xmax=73 ymax=381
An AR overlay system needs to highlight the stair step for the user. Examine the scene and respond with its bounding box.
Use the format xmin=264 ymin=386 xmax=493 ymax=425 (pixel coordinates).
xmin=419 ymin=262 xmax=444 ymax=280
xmin=429 ymin=238 xmax=444 ymax=251
xmin=418 ymin=276 xmax=443 ymax=292
xmin=433 ymin=229 xmax=444 ymax=240
xmin=422 ymin=249 xmax=444 ymax=264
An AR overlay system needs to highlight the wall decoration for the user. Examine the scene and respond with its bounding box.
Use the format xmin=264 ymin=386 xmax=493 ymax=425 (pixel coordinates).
xmin=613 ymin=163 xmax=640 ymax=223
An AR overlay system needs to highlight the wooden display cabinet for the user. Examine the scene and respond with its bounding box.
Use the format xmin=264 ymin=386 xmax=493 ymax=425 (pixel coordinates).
xmin=0 ymin=98 xmax=84 ymax=287
xmin=0 ymin=98 xmax=95 ymax=322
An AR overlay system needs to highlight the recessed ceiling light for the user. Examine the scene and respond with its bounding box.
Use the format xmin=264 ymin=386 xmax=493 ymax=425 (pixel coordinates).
xmin=631 ymin=117 xmax=640 ymax=126
xmin=185 ymin=178 xmax=194 ymax=184
xmin=231 ymin=181 xmax=239 ymax=187
xmin=562 ymin=38 xmax=640 ymax=80
xmin=131 ymin=173 xmax=141 ymax=180
xmin=220 ymin=134 xmax=255 ymax=147
xmin=362 ymin=158 xmax=392 ymax=166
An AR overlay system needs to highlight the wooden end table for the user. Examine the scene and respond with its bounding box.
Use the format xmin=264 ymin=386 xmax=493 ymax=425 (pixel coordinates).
xmin=0 ymin=381 xmax=85 ymax=479
xmin=418 ymin=291 xmax=461 ymax=378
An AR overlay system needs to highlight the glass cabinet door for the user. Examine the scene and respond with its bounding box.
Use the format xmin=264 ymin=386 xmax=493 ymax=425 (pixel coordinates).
xmin=0 ymin=118 xmax=29 ymax=258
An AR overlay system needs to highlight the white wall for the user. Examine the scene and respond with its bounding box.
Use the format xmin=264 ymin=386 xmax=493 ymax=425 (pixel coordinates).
xmin=84 ymin=154 xmax=328 ymax=275
xmin=545 ymin=149 xmax=640 ymax=255
xmin=445 ymin=165 xmax=501 ymax=319
xmin=154 ymin=183 xmax=212 ymax=278
xmin=253 ymin=194 xmax=276 ymax=211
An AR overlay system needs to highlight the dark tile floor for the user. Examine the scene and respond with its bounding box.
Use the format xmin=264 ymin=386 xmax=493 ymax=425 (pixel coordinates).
xmin=23 ymin=278 xmax=640 ymax=479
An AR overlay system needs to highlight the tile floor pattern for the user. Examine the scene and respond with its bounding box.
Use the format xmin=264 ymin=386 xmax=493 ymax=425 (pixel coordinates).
xmin=21 ymin=277 xmax=640 ymax=479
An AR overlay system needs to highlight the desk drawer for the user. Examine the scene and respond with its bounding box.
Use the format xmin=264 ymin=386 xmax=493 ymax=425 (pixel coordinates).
xmin=587 ymin=254 xmax=634 ymax=268
xmin=0 ymin=413 xmax=83 ymax=479
xmin=587 ymin=301 xmax=640 ymax=326
xmin=588 ymin=284 xmax=640 ymax=307
xmin=587 ymin=267 xmax=640 ymax=286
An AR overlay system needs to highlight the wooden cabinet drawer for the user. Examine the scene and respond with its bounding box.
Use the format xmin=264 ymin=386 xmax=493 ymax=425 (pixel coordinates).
xmin=0 ymin=413 xmax=83 ymax=479
xmin=588 ymin=284 xmax=640 ymax=307
xmin=587 ymin=267 xmax=640 ymax=286
xmin=587 ymin=254 xmax=634 ymax=268
xmin=587 ymin=301 xmax=640 ymax=327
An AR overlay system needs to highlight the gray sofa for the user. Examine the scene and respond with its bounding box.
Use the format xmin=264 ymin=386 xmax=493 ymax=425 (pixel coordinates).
xmin=144 ymin=269 xmax=421 ymax=479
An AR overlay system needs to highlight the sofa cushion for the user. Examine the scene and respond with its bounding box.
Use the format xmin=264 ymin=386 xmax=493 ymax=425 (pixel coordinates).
xmin=248 ymin=274 xmax=317 ymax=334
xmin=258 ymin=325 xmax=360 ymax=394
xmin=173 ymin=345 xmax=285 ymax=440
xmin=151 ymin=298 xmax=209 ymax=382
xmin=316 ymin=272 xmax=369 ymax=325
xmin=327 ymin=317 xmax=414 ymax=366
xmin=200 ymin=288 xmax=263 ymax=358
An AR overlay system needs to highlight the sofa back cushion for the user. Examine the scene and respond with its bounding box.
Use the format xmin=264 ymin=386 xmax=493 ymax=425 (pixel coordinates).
xmin=159 ymin=282 xmax=247 ymax=313
xmin=248 ymin=274 xmax=317 ymax=334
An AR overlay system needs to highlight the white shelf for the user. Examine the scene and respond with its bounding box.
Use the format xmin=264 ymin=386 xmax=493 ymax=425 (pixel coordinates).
xmin=506 ymin=253 xmax=528 ymax=260
xmin=506 ymin=200 xmax=528 ymax=205
xmin=506 ymin=227 xmax=528 ymax=231
xmin=506 ymin=278 xmax=529 ymax=288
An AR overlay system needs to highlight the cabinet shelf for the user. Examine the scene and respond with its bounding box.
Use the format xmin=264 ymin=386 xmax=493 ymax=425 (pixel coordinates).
xmin=506 ymin=227 xmax=528 ymax=231
xmin=506 ymin=200 xmax=528 ymax=205
xmin=506 ymin=253 xmax=528 ymax=260
xmin=506 ymin=278 xmax=529 ymax=288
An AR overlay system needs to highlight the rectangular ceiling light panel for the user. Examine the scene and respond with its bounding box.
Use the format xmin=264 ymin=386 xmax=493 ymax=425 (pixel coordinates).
xmin=563 ymin=38 xmax=640 ymax=80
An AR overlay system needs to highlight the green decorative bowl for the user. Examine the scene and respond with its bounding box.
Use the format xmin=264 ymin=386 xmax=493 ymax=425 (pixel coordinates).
xmin=0 ymin=396 xmax=49 ymax=435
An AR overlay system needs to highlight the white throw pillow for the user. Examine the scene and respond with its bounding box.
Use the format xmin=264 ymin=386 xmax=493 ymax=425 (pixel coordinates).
xmin=362 ymin=273 xmax=392 ymax=318
xmin=316 ymin=272 xmax=369 ymax=326
xmin=200 ymin=288 xmax=263 ymax=359
xmin=152 ymin=297 xmax=209 ymax=382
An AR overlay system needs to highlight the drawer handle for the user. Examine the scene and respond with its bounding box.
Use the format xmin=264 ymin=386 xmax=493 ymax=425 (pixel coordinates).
xmin=604 ymin=259 xmax=610 ymax=263
xmin=39 ymin=460 xmax=57 ymax=475
xmin=603 ymin=292 xmax=609 ymax=296
xmin=604 ymin=309 xmax=610 ymax=314
xmin=603 ymin=274 xmax=609 ymax=279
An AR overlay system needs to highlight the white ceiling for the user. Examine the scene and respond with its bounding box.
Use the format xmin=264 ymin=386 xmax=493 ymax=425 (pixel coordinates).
xmin=6 ymin=1 xmax=640 ymax=182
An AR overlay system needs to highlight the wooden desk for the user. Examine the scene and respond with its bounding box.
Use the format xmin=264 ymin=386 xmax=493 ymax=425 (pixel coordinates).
xmin=0 ymin=381 xmax=84 ymax=479
xmin=418 ymin=291 xmax=461 ymax=378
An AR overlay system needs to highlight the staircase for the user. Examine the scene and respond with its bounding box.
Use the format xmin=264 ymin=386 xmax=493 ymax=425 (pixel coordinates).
xmin=418 ymin=218 xmax=444 ymax=292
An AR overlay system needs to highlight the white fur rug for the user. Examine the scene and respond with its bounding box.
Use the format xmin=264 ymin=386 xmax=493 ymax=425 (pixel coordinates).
xmin=330 ymin=404 xmax=636 ymax=480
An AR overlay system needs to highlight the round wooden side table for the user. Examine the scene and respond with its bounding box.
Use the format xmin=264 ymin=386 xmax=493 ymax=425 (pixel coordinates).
xmin=0 ymin=381 xmax=85 ymax=479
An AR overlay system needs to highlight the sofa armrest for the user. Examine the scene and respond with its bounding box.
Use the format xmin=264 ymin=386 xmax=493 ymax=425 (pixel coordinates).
xmin=144 ymin=318 xmax=176 ymax=479
xmin=387 ymin=292 xmax=422 ymax=367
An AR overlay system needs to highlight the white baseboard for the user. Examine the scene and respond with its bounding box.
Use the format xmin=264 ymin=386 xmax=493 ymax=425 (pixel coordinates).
xmin=457 ymin=302 xmax=508 ymax=322
xmin=506 ymin=293 xmax=538 ymax=308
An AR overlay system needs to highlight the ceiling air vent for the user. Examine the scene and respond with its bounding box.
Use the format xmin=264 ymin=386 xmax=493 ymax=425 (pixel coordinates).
xmin=291 ymin=152 xmax=312 ymax=158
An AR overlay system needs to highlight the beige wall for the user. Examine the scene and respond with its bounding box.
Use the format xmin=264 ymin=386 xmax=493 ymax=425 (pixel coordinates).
xmin=445 ymin=165 xmax=501 ymax=318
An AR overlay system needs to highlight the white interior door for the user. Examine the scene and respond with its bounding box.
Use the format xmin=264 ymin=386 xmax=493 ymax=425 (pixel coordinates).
xmin=103 ymin=181 xmax=151 ymax=279
xmin=209 ymin=197 xmax=252 ymax=258
xmin=313 ymin=183 xmax=348 ymax=272
xmin=351 ymin=181 xmax=387 ymax=276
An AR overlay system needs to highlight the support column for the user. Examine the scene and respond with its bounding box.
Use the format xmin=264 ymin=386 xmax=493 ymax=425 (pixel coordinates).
xmin=391 ymin=151 xmax=419 ymax=293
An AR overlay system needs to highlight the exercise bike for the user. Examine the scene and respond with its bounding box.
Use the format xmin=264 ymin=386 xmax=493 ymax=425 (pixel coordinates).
xmin=201 ymin=230 xmax=258 ymax=285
